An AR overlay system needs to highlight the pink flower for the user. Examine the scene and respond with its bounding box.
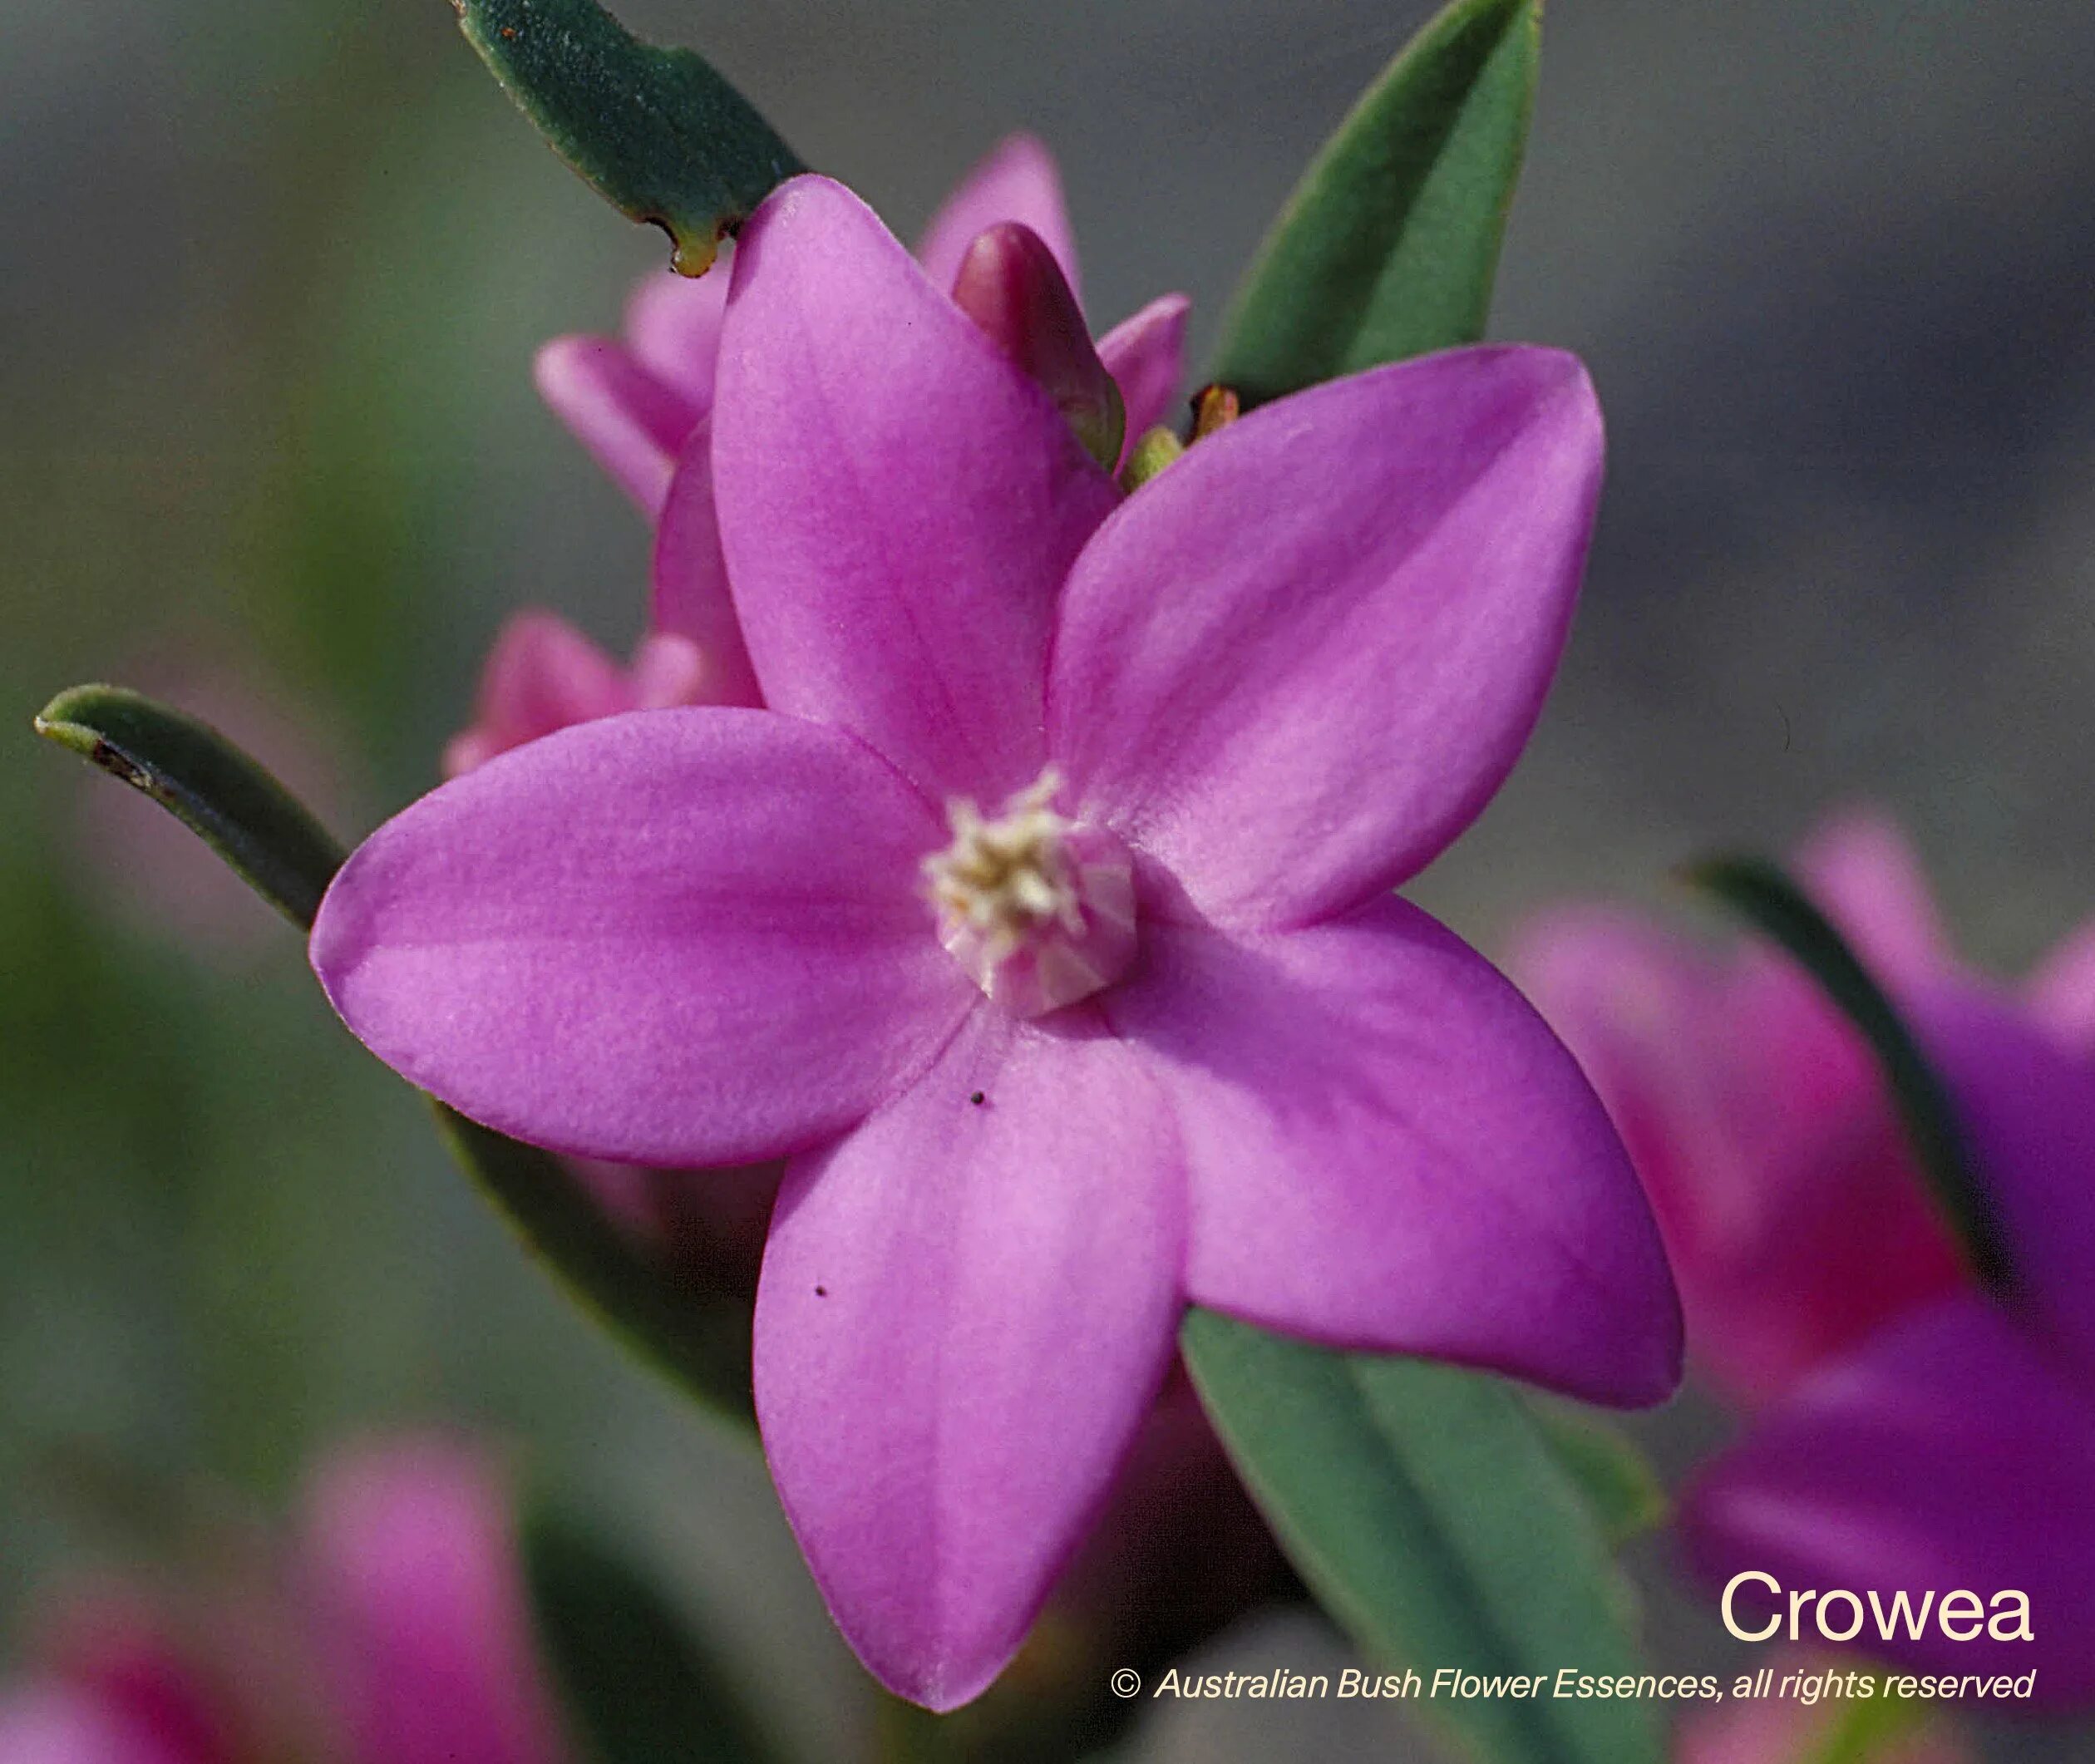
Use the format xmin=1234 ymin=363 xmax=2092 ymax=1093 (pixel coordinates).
xmin=311 ymin=174 xmax=1678 ymax=1708
xmin=535 ymin=134 xmax=1190 ymax=516
xmin=0 ymin=1440 xmax=568 ymax=1764
xmin=1513 ymin=813 xmax=2095 ymax=1703
xmin=453 ymin=137 xmax=1189 ymax=792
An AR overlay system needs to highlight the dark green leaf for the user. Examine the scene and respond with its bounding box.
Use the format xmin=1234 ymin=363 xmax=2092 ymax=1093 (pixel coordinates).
xmin=1182 ymin=1311 xmax=1660 ymax=1764
xmin=522 ymin=1506 xmax=779 ymax=1764
xmin=455 ymin=0 xmax=805 ymax=274
xmin=1685 ymin=855 xmax=2014 ymax=1296
xmin=33 ymin=684 xmax=348 ymax=930
xmin=1528 ymin=1402 xmax=1668 ymax=1547
xmin=35 ymin=684 xmax=757 ymax=1428
xmin=1211 ymin=0 xmax=1539 ymax=406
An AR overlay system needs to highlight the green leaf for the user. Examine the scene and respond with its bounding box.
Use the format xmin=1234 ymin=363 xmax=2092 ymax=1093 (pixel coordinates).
xmin=1182 ymin=1311 xmax=1661 ymax=1764
xmin=1528 ymin=1402 xmax=1668 ymax=1547
xmin=1684 ymin=855 xmax=2014 ymax=1296
xmin=455 ymin=0 xmax=806 ymax=274
xmin=1211 ymin=0 xmax=1539 ymax=406
xmin=521 ymin=1505 xmax=778 ymax=1764
xmin=33 ymin=685 xmax=348 ymax=930
xmin=34 ymin=684 xmax=757 ymax=1428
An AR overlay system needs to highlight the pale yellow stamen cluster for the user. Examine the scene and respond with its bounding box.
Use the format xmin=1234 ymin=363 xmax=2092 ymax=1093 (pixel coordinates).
xmin=923 ymin=769 xmax=1083 ymax=963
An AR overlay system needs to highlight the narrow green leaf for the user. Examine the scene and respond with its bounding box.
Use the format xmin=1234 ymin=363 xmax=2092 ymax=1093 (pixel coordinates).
xmin=1211 ymin=0 xmax=1539 ymax=406
xmin=455 ymin=0 xmax=806 ymax=274
xmin=34 ymin=684 xmax=757 ymax=1428
xmin=522 ymin=1506 xmax=778 ymax=1764
xmin=1528 ymin=1402 xmax=1668 ymax=1547
xmin=33 ymin=685 xmax=348 ymax=930
xmin=1685 ymin=855 xmax=2014 ymax=1296
xmin=1182 ymin=1311 xmax=1660 ymax=1764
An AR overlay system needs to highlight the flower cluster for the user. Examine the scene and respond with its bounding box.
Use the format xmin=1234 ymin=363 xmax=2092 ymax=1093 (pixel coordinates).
xmin=1517 ymin=814 xmax=2095 ymax=1703
xmin=312 ymin=145 xmax=1678 ymax=1707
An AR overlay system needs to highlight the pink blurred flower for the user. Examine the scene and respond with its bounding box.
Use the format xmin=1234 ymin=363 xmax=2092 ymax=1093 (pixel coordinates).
xmin=453 ymin=137 xmax=1190 ymax=803
xmin=313 ymin=173 xmax=1677 ymax=1707
xmin=0 ymin=1440 xmax=568 ymax=1764
xmin=1513 ymin=811 xmax=2095 ymax=1704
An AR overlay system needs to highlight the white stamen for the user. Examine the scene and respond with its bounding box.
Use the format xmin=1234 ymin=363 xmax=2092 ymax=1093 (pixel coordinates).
xmin=921 ymin=767 xmax=1137 ymax=1018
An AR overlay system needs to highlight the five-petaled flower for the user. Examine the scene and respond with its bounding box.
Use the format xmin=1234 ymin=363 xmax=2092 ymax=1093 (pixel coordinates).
xmin=312 ymin=173 xmax=1680 ymax=1709
xmin=1516 ymin=815 xmax=2095 ymax=1704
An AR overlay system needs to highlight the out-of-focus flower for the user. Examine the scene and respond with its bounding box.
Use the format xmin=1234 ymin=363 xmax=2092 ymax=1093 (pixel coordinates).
xmin=312 ymin=173 xmax=1678 ymax=1707
xmin=1514 ymin=813 xmax=2095 ymax=1704
xmin=0 ymin=1439 xmax=568 ymax=1764
xmin=441 ymin=616 xmax=715 ymax=781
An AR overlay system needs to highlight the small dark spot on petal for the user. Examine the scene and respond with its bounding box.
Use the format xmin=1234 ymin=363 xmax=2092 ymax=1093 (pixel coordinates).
xmin=969 ymin=1091 xmax=986 ymax=1106
xmin=814 ymin=1284 xmax=827 ymax=1298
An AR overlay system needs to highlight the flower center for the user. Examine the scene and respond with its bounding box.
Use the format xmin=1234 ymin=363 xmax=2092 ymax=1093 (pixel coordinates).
xmin=922 ymin=767 xmax=1137 ymax=1018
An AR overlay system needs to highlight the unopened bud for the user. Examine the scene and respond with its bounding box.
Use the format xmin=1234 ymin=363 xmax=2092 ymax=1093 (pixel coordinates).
xmin=951 ymin=224 xmax=1126 ymax=471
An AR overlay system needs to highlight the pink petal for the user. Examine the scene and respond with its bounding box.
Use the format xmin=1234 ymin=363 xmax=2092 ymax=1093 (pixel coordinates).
xmin=1097 ymin=293 xmax=1191 ymax=465
xmin=649 ymin=420 xmax=761 ymax=706
xmin=1048 ymin=347 xmax=1605 ymax=931
xmin=1511 ymin=909 xmax=1963 ymax=1405
xmin=442 ymin=613 xmax=633 ymax=780
xmin=754 ymin=1006 xmax=1182 ymax=1710
xmin=1905 ymin=979 xmax=2095 ymax=1382
xmin=1794 ymin=808 xmax=1956 ymax=989
xmin=1679 ymin=1297 xmax=2095 ymax=1707
xmin=0 ymin=1688 xmax=191 ymax=1764
xmin=713 ymin=175 xmax=1119 ymax=802
xmin=312 ymin=708 xmax=974 ymax=1166
xmin=2027 ymin=917 xmax=2095 ymax=1052
xmin=622 ymin=263 xmax=731 ymax=409
xmin=915 ymin=134 xmax=1081 ymax=308
xmin=299 ymin=1440 xmax=566 ymax=1764
xmin=1112 ymin=895 xmax=1680 ymax=1407
xmin=532 ymin=337 xmax=699 ymax=517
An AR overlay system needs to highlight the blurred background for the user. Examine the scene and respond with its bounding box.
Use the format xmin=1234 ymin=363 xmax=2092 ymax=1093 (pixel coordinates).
xmin=3 ymin=0 xmax=2092 ymax=1757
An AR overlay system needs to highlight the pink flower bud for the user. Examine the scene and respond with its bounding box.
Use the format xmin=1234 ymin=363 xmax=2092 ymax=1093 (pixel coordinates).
xmin=949 ymin=223 xmax=1126 ymax=470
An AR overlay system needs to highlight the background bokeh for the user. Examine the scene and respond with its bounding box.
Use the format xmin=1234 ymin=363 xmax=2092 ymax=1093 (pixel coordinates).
xmin=4 ymin=0 xmax=2092 ymax=1757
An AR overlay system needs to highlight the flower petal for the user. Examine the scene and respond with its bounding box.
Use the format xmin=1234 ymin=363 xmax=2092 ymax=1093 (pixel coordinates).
xmin=1511 ymin=908 xmax=1963 ymax=1405
xmin=1680 ymin=1297 xmax=2095 ymax=1707
xmin=1048 ymin=346 xmax=1604 ymax=929
xmin=1097 ymin=293 xmax=1191 ymax=465
xmin=915 ymin=134 xmax=1081 ymax=307
xmin=312 ymin=708 xmax=972 ymax=1166
xmin=1794 ymin=808 xmax=1956 ymax=990
xmin=1111 ymin=894 xmax=1679 ymax=1407
xmin=650 ymin=420 xmax=762 ymax=707
xmin=1905 ymin=980 xmax=2095 ymax=1382
xmin=754 ymin=1006 xmax=1182 ymax=1710
xmin=622 ymin=263 xmax=731 ymax=409
xmin=532 ymin=337 xmax=697 ymax=516
xmin=713 ymin=175 xmax=1119 ymax=802
xmin=300 ymin=1440 xmax=566 ymax=1764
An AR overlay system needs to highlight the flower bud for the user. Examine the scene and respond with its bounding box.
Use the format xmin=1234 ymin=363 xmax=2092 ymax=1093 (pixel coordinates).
xmin=949 ymin=223 xmax=1126 ymax=471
